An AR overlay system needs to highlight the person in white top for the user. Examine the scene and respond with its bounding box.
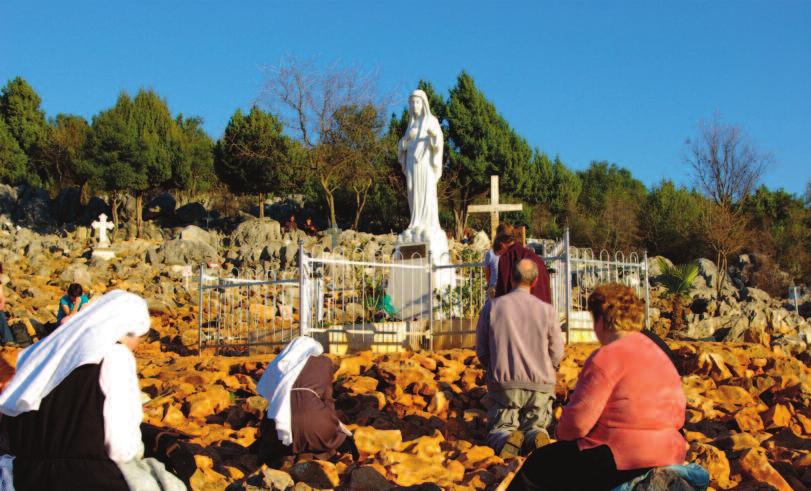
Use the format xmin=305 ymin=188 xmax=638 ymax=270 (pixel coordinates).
xmin=0 ymin=290 xmax=184 ymax=491
xmin=485 ymin=233 xmax=511 ymax=299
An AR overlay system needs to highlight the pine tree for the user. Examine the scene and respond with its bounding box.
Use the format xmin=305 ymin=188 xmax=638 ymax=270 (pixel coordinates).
xmin=214 ymin=107 xmax=295 ymax=219
xmin=0 ymin=118 xmax=29 ymax=185
xmin=0 ymin=77 xmax=50 ymax=185
xmin=445 ymin=72 xmax=534 ymax=238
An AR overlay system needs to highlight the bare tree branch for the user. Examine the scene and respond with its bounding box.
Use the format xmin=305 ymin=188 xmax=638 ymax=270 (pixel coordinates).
xmin=685 ymin=113 xmax=771 ymax=208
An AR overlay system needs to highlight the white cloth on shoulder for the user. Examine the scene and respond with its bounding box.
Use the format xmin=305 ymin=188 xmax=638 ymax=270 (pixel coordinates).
xmin=100 ymin=343 xmax=146 ymax=463
xmin=117 ymin=456 xmax=187 ymax=491
xmin=255 ymin=336 xmax=323 ymax=446
xmin=0 ymin=455 xmax=13 ymax=491
xmin=0 ymin=290 xmax=151 ymax=417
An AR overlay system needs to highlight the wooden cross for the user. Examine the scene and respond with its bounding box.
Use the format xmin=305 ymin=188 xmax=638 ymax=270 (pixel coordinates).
xmin=467 ymin=175 xmax=523 ymax=239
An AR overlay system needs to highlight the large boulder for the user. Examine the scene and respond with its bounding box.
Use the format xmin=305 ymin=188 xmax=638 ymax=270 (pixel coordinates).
xmin=743 ymin=287 xmax=772 ymax=304
xmin=179 ymin=225 xmax=218 ymax=249
xmin=59 ymin=262 xmax=93 ymax=288
xmin=175 ymin=202 xmax=207 ymax=225
xmin=230 ymin=218 xmax=282 ymax=248
xmin=52 ymin=187 xmax=82 ymax=224
xmin=0 ymin=184 xmax=17 ymax=216
xmin=685 ymin=315 xmax=732 ymax=339
xmin=143 ymin=192 xmax=176 ymax=221
xmin=153 ymin=239 xmax=218 ymax=266
xmin=694 ymin=258 xmax=735 ymax=293
xmin=230 ymin=218 xmax=283 ymax=264
xmin=13 ymin=186 xmax=54 ymax=228
xmin=647 ymin=256 xmax=674 ymax=280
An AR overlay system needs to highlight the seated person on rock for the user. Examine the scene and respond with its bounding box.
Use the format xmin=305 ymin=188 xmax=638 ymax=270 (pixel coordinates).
xmin=57 ymin=282 xmax=90 ymax=325
xmin=302 ymin=217 xmax=319 ymax=237
xmin=508 ymin=284 xmax=703 ymax=491
xmin=283 ymin=214 xmax=298 ymax=234
xmin=253 ymin=336 xmax=356 ymax=468
xmin=0 ymin=290 xmax=185 ymax=491
xmin=0 ymin=269 xmax=14 ymax=345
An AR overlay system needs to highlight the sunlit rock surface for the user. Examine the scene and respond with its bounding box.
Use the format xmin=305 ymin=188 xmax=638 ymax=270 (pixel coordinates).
xmin=4 ymin=328 xmax=811 ymax=490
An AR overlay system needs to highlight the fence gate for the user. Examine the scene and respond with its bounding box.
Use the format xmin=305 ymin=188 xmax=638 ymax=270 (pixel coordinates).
xmin=197 ymin=266 xmax=299 ymax=353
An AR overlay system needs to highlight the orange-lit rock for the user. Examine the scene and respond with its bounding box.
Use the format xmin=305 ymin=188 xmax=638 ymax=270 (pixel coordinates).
xmin=734 ymin=406 xmax=765 ymax=432
xmin=762 ymin=403 xmax=792 ymax=429
xmin=740 ymin=447 xmax=792 ymax=491
xmin=186 ymin=385 xmax=232 ymax=419
xmin=687 ymin=442 xmax=732 ymax=489
xmin=353 ymin=426 xmax=402 ymax=455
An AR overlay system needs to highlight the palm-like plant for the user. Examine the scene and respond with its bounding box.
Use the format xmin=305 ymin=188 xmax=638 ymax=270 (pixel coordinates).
xmin=657 ymin=258 xmax=699 ymax=333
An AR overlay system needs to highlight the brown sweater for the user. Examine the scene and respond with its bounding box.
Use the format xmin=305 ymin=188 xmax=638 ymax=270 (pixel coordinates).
xmin=476 ymin=289 xmax=565 ymax=392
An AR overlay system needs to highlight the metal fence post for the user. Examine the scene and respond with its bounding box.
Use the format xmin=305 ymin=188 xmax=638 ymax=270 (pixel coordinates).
xmin=643 ymin=250 xmax=650 ymax=329
xmin=298 ymin=240 xmax=306 ymax=337
xmin=564 ymin=228 xmax=572 ymax=344
xmin=198 ymin=263 xmax=205 ymax=353
xmin=427 ymin=250 xmax=434 ymax=352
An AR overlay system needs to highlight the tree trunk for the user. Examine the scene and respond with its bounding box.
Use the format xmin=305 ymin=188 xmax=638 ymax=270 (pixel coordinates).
xmin=714 ymin=250 xmax=724 ymax=296
xmin=258 ymin=193 xmax=265 ymax=219
xmin=718 ymin=252 xmax=728 ymax=296
xmin=325 ymin=191 xmax=336 ymax=229
xmin=136 ymin=193 xmax=143 ymax=239
xmin=352 ymin=181 xmax=371 ymax=231
xmin=111 ymin=194 xmax=120 ymax=230
xmin=453 ymin=208 xmax=464 ymax=241
xmin=671 ymin=296 xmax=683 ymax=333
xmin=79 ymin=181 xmax=90 ymax=206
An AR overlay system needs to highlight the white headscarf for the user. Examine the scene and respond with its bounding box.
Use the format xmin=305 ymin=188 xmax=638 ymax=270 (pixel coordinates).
xmin=255 ymin=336 xmax=323 ymax=446
xmin=0 ymin=290 xmax=151 ymax=417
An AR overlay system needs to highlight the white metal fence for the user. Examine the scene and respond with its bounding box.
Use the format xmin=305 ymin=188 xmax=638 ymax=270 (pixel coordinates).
xmin=533 ymin=230 xmax=650 ymax=342
xmin=197 ymin=229 xmax=649 ymax=352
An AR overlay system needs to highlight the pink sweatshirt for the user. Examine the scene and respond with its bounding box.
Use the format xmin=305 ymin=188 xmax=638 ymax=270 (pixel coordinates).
xmin=556 ymin=332 xmax=686 ymax=470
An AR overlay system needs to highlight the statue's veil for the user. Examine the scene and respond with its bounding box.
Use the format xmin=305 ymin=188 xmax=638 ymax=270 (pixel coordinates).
xmin=408 ymin=90 xmax=435 ymax=125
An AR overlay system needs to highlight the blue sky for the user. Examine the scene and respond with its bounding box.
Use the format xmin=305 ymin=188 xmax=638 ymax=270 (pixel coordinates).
xmin=2 ymin=1 xmax=809 ymax=195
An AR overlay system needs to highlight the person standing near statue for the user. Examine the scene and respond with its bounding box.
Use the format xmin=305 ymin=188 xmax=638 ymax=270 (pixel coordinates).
xmin=477 ymin=259 xmax=565 ymax=458
xmin=494 ymin=224 xmax=552 ymax=304
xmin=484 ymin=234 xmax=509 ymax=299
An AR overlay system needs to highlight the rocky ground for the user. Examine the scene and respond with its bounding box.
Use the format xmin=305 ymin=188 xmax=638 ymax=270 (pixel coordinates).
xmin=3 ymin=330 xmax=810 ymax=490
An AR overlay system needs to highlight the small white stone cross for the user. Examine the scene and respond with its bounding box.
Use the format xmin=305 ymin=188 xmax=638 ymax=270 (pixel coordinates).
xmin=91 ymin=213 xmax=115 ymax=248
xmin=467 ymin=175 xmax=523 ymax=239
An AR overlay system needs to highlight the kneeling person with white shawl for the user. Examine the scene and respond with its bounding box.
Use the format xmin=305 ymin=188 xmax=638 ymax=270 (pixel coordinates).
xmin=253 ymin=337 xmax=356 ymax=468
xmin=0 ymin=290 xmax=185 ymax=491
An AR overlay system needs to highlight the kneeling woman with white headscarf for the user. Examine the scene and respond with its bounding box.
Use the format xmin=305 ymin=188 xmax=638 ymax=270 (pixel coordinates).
xmin=254 ymin=336 xmax=357 ymax=468
xmin=0 ymin=290 xmax=185 ymax=491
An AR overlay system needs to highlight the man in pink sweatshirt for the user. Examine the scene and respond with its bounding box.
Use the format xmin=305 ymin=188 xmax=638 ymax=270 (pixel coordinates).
xmin=476 ymin=259 xmax=565 ymax=458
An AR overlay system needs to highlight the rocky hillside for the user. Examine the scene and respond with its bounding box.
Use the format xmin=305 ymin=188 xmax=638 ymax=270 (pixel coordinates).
xmin=648 ymin=256 xmax=811 ymax=365
xmin=2 ymin=206 xmax=811 ymax=489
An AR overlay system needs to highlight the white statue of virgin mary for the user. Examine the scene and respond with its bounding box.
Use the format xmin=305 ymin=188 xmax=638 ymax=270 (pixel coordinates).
xmin=389 ymin=89 xmax=453 ymax=316
xmin=398 ymin=90 xmax=445 ymax=246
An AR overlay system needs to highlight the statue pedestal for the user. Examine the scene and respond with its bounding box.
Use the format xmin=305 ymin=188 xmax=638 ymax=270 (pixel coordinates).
xmin=387 ymin=234 xmax=455 ymax=321
xmin=91 ymin=248 xmax=116 ymax=261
